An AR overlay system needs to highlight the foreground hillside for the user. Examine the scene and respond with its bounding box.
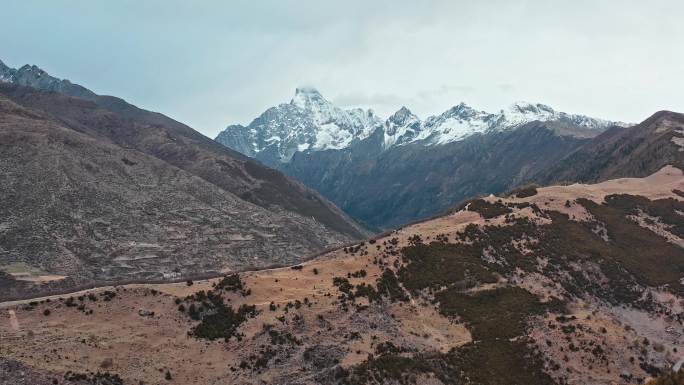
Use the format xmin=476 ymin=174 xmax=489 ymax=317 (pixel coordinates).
xmin=2 ymin=166 xmax=683 ymax=385
xmin=0 ymin=63 xmax=367 ymax=300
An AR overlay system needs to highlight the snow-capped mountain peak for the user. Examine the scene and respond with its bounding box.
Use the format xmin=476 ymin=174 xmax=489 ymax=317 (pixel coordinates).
xmin=290 ymin=87 xmax=330 ymax=111
xmin=416 ymin=103 xmax=497 ymax=144
xmin=216 ymin=88 xmax=383 ymax=164
xmin=289 ymin=86 xmax=382 ymax=138
xmin=502 ymin=101 xmax=623 ymax=130
xmin=216 ymin=89 xmax=625 ymax=165
xmin=503 ymin=101 xmax=559 ymax=126
xmin=388 ymin=106 xmax=418 ymax=126
xmin=383 ymin=107 xmax=421 ymax=148
xmin=509 ymin=101 xmax=555 ymax=114
xmin=445 ymin=102 xmax=475 ymax=115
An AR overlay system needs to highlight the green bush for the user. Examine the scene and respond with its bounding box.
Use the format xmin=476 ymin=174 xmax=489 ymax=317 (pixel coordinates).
xmin=436 ymin=286 xmax=561 ymax=340
xmin=192 ymin=303 xmax=257 ymax=341
xmin=647 ymin=369 xmax=684 ymax=385
xmin=467 ymin=199 xmax=512 ymax=219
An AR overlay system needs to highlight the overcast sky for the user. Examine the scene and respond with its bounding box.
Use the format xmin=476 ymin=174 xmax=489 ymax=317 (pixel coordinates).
xmin=2 ymin=1 xmax=682 ymax=137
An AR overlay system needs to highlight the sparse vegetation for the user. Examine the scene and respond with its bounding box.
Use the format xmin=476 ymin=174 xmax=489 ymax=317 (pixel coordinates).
xmin=181 ymin=278 xmax=258 ymax=340
xmin=191 ymin=302 xmax=257 ymax=341
xmin=578 ymin=196 xmax=684 ymax=293
xmin=375 ymin=269 xmax=409 ymax=302
xmin=267 ymin=328 xmax=301 ymax=346
xmin=214 ymin=274 xmax=249 ymax=295
xmin=344 ymin=352 xmax=433 ymax=385
xmin=100 ymin=291 xmax=116 ymax=301
xmin=64 ymin=371 xmax=124 ymax=385
xmin=343 ymin=338 xmax=554 ymax=385
xmin=647 ymin=369 xmax=684 ymax=385
xmin=5 ymin=181 xmax=682 ymax=385
xmin=436 ymin=286 xmax=561 ymax=340
xmin=507 ymin=184 xmax=539 ymax=198
xmin=398 ymin=242 xmax=497 ymax=292
xmin=349 ymin=269 xmax=367 ymax=278
xmin=467 ymin=199 xmax=513 ymax=219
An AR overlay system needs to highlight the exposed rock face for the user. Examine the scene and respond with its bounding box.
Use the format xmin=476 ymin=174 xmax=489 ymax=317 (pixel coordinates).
xmin=0 ymin=358 xmax=82 ymax=385
xmin=284 ymin=122 xmax=591 ymax=230
xmin=0 ymin=59 xmax=95 ymax=99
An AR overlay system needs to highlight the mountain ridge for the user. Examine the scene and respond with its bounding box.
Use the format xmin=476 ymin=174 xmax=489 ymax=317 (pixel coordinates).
xmin=0 ymin=61 xmax=368 ymax=296
xmin=539 ymin=110 xmax=684 ymax=184
xmin=284 ymin=121 xmax=593 ymax=230
xmin=216 ymin=87 xmax=626 ymax=166
xmin=0 ymin=60 xmax=367 ymax=239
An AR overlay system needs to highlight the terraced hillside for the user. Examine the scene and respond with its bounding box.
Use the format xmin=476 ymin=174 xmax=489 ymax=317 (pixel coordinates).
xmin=2 ymin=166 xmax=682 ymax=384
xmin=0 ymin=80 xmax=367 ymax=301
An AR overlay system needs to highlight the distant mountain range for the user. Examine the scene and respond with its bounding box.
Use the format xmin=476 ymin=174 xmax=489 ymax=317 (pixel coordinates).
xmin=216 ymin=88 xmax=629 ymax=230
xmin=0 ymin=60 xmax=367 ymax=297
xmin=216 ymin=87 xmax=624 ymax=166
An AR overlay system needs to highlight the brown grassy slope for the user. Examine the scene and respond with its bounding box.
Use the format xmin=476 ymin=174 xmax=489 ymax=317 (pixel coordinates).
xmin=1 ymin=167 xmax=682 ymax=385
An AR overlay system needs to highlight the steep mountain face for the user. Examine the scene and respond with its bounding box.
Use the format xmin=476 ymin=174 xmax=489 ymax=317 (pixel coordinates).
xmin=3 ymin=166 xmax=683 ymax=385
xmin=284 ymin=122 xmax=590 ymax=230
xmin=539 ymin=111 xmax=684 ymax=184
xmin=216 ymin=88 xmax=624 ymax=230
xmin=0 ymin=62 xmax=367 ymax=296
xmin=0 ymin=62 xmax=366 ymax=239
xmin=283 ymin=109 xmax=679 ymax=231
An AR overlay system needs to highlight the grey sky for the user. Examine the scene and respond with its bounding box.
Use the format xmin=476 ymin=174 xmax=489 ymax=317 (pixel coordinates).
xmin=2 ymin=0 xmax=682 ymax=137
